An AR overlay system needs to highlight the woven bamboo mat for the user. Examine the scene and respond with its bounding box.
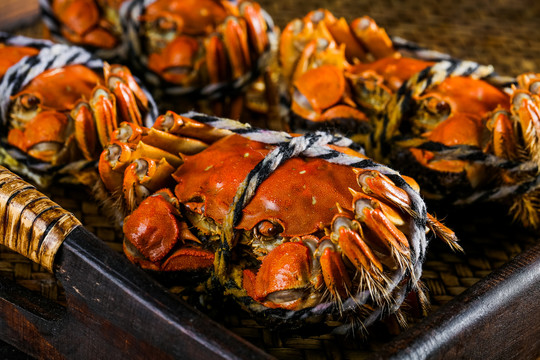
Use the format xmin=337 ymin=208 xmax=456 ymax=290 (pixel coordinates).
xmin=1 ymin=0 xmax=540 ymax=359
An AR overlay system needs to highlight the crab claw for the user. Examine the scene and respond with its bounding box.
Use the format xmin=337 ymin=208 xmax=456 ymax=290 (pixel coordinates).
xmin=243 ymin=241 xmax=313 ymax=310
xmin=123 ymin=190 xmax=211 ymax=271
xmin=124 ymin=191 xmax=182 ymax=262
xmin=293 ymin=65 xmax=345 ymax=114
xmin=7 ymin=110 xmax=74 ymax=164
xmin=52 ymin=0 xmax=118 ymax=49
xmin=147 ymin=36 xmax=200 ymax=85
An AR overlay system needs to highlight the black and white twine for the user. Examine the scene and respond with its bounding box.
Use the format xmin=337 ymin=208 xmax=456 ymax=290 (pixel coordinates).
xmin=182 ymin=111 xmax=429 ymax=331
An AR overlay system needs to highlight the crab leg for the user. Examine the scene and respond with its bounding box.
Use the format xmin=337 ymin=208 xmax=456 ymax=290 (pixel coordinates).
xmin=354 ymin=168 xmax=414 ymax=215
xmin=205 ymin=35 xmax=228 ymax=84
xmin=71 ymin=101 xmax=99 ymax=160
xmin=486 ymin=109 xmax=518 ymax=161
xmin=222 ymin=17 xmax=251 ymax=78
xmin=98 ymin=141 xmax=134 ymax=193
xmin=105 ymin=64 xmax=149 ymax=111
xmin=153 ymin=111 xmax=231 ymax=143
xmin=122 ymin=157 xmax=176 ymax=211
xmin=108 ymin=76 xmax=144 ymax=127
xmin=318 ymin=239 xmax=351 ymax=299
xmin=111 ymin=122 xmax=147 ymax=144
xmin=350 ymin=16 xmax=394 ymax=59
xmin=142 ymin=128 xmax=209 ymax=156
xmin=240 ymin=2 xmax=269 ymax=56
xmin=90 ymin=85 xmax=118 ymax=148
xmin=331 ymin=213 xmax=384 ymax=272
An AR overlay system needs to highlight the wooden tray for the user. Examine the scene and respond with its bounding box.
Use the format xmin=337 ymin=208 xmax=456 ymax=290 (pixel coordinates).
xmin=0 ymin=0 xmax=539 ymax=359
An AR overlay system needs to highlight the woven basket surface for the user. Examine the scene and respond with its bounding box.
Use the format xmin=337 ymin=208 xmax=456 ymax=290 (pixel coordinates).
xmin=2 ymin=0 xmax=540 ymax=358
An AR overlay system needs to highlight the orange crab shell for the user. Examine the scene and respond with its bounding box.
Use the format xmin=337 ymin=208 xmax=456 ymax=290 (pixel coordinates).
xmin=172 ymin=134 xmax=359 ymax=237
xmin=0 ymin=45 xmax=40 ymax=78
xmin=347 ymin=56 xmax=434 ymax=93
xmin=144 ymin=0 xmax=230 ymax=36
xmin=11 ymin=64 xmax=102 ymax=112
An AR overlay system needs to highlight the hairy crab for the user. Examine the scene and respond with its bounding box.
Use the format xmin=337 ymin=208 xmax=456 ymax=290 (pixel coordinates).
xmin=122 ymin=0 xmax=276 ymax=95
xmin=97 ymin=111 xmax=459 ymax=330
xmin=279 ymin=9 xmax=399 ymax=132
xmin=41 ymin=0 xmax=127 ymax=54
xmin=277 ymin=10 xmax=540 ymax=228
xmin=386 ymin=65 xmax=540 ymax=228
xmin=0 ymin=43 xmax=156 ymax=186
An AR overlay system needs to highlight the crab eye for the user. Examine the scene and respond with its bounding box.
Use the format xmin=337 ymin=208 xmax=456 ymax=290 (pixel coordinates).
xmin=157 ymin=17 xmax=177 ymax=32
xmin=423 ymin=97 xmax=450 ymax=116
xmin=256 ymin=220 xmax=283 ymax=237
xmin=20 ymin=94 xmax=40 ymax=110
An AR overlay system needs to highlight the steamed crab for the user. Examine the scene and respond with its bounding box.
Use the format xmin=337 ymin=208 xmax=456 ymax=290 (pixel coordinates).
xmin=389 ymin=69 xmax=540 ymax=228
xmin=97 ymin=111 xmax=459 ymax=328
xmin=2 ymin=51 xmax=150 ymax=169
xmin=46 ymin=0 xmax=126 ymax=50
xmin=133 ymin=0 xmax=273 ymax=89
xmin=279 ymin=10 xmax=406 ymax=132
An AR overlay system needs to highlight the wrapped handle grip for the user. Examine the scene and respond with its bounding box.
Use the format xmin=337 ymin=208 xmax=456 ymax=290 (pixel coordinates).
xmin=0 ymin=166 xmax=81 ymax=271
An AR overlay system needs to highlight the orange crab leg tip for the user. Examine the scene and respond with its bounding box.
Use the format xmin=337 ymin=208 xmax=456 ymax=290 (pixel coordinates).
xmin=426 ymin=213 xmax=462 ymax=252
xmin=161 ymin=248 xmax=215 ymax=271
xmin=319 ymin=246 xmax=351 ymax=299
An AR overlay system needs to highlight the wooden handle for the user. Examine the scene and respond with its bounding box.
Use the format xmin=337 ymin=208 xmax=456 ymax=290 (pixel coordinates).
xmin=0 ymin=166 xmax=81 ymax=272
